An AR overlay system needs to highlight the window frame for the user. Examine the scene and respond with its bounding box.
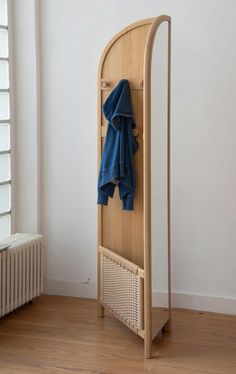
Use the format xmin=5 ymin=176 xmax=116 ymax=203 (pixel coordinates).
xmin=0 ymin=0 xmax=15 ymax=238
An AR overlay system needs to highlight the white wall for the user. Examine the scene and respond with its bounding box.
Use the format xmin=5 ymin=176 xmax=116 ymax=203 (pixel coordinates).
xmin=13 ymin=0 xmax=236 ymax=314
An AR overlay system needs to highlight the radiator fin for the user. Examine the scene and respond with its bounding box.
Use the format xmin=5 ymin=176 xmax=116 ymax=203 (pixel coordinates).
xmin=0 ymin=234 xmax=43 ymax=317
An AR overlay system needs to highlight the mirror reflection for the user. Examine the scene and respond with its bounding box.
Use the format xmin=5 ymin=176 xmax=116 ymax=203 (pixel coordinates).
xmin=151 ymin=20 xmax=169 ymax=337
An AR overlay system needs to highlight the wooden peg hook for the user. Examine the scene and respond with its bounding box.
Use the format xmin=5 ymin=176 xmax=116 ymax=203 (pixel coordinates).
xmin=101 ymin=80 xmax=108 ymax=89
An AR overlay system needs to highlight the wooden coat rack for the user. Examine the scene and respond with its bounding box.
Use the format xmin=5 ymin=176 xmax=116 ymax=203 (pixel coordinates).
xmin=97 ymin=15 xmax=171 ymax=359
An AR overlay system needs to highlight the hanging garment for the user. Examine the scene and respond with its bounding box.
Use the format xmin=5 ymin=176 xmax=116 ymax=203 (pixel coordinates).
xmin=97 ymin=79 xmax=138 ymax=211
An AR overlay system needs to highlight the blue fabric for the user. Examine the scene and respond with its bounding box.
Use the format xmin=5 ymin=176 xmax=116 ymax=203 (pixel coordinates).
xmin=97 ymin=79 xmax=138 ymax=211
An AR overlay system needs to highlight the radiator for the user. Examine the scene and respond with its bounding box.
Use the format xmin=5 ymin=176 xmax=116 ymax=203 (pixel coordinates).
xmin=0 ymin=233 xmax=43 ymax=317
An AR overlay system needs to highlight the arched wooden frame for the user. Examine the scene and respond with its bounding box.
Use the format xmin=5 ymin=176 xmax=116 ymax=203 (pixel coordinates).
xmin=97 ymin=16 xmax=171 ymax=359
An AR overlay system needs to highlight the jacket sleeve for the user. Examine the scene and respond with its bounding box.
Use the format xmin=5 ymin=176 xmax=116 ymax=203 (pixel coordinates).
xmin=97 ymin=190 xmax=109 ymax=206
xmin=122 ymin=193 xmax=134 ymax=211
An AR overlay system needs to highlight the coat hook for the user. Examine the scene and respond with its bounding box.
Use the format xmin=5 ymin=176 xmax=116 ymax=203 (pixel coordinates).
xmin=101 ymin=80 xmax=108 ymax=89
xmin=133 ymin=128 xmax=139 ymax=137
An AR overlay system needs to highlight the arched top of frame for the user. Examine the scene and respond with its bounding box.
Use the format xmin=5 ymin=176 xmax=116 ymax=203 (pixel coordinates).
xmin=98 ymin=18 xmax=154 ymax=91
xmin=144 ymin=15 xmax=171 ymax=85
xmin=98 ymin=16 xmax=171 ymax=91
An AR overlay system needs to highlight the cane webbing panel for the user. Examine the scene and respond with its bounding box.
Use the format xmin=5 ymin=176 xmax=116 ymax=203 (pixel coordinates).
xmin=100 ymin=248 xmax=144 ymax=331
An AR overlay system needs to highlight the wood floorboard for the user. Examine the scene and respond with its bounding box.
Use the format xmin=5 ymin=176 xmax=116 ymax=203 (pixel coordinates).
xmin=0 ymin=295 xmax=235 ymax=374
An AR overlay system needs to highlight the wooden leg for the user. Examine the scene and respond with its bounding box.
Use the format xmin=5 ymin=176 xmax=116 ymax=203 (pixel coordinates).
xmin=144 ymin=336 xmax=152 ymax=359
xmin=97 ymin=303 xmax=104 ymax=318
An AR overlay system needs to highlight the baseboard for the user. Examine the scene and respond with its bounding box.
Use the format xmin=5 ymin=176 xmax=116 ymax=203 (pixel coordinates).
xmin=44 ymin=278 xmax=96 ymax=299
xmin=173 ymin=291 xmax=236 ymax=315
xmin=153 ymin=291 xmax=236 ymax=315
xmin=44 ymin=278 xmax=236 ymax=315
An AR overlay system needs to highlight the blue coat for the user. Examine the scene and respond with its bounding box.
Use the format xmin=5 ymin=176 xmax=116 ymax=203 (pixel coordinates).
xmin=97 ymin=79 xmax=138 ymax=211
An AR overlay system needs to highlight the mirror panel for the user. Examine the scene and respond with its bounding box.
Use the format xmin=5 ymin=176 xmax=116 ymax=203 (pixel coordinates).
xmin=151 ymin=20 xmax=170 ymax=338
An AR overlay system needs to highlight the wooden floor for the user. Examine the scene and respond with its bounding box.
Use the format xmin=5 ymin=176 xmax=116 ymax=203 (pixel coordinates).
xmin=0 ymin=296 xmax=236 ymax=374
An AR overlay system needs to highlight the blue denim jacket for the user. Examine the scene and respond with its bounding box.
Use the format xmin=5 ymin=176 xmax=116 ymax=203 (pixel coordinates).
xmin=97 ymin=79 xmax=138 ymax=210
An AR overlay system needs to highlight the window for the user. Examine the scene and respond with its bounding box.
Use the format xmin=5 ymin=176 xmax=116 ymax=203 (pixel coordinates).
xmin=0 ymin=0 xmax=11 ymax=240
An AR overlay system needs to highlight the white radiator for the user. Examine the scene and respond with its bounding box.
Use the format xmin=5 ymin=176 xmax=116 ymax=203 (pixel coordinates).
xmin=0 ymin=233 xmax=43 ymax=317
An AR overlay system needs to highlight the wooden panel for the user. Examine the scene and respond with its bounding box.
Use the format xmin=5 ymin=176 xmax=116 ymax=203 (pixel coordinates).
xmin=102 ymin=25 xmax=150 ymax=86
xmin=99 ymin=24 xmax=151 ymax=268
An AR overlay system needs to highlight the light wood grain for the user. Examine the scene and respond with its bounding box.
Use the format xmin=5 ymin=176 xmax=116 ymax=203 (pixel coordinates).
xmin=97 ymin=19 xmax=153 ymax=347
xmin=0 ymin=296 xmax=236 ymax=374
xmin=98 ymin=20 xmax=152 ymax=268
xmin=99 ymin=245 xmax=143 ymax=276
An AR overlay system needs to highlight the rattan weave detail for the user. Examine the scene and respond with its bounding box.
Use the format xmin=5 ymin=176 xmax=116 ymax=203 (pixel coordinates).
xmin=100 ymin=250 xmax=144 ymax=331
